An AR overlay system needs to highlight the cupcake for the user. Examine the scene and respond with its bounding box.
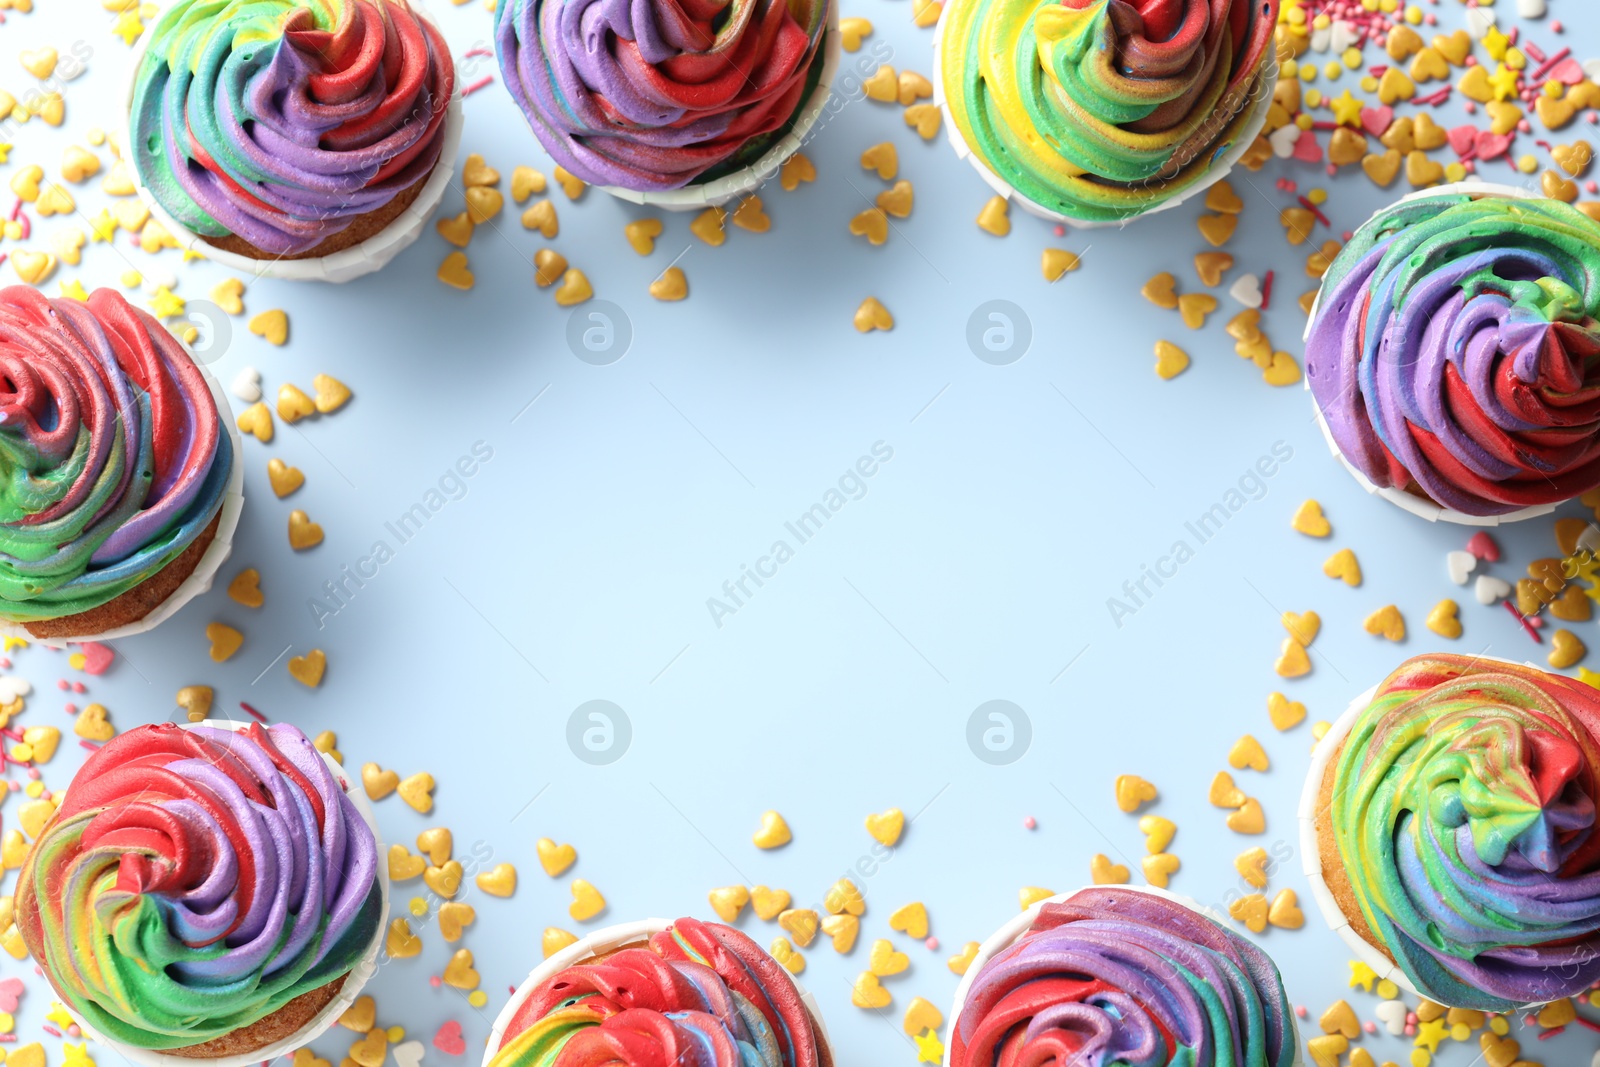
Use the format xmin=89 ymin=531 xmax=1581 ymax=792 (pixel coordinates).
xmin=1302 ymin=654 xmax=1600 ymax=1011
xmin=129 ymin=0 xmax=461 ymax=283
xmin=1305 ymin=185 xmax=1600 ymax=522
xmin=934 ymin=0 xmax=1278 ymax=225
xmin=494 ymin=0 xmax=838 ymax=206
xmin=0 ymin=286 xmax=242 ymax=642
xmin=15 ymin=721 xmax=386 ymax=1061
xmin=484 ymin=917 xmax=832 ymax=1067
xmin=949 ymin=886 xmax=1299 ymax=1067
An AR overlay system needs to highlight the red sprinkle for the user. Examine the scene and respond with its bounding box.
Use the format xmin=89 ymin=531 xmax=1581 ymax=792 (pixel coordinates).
xmin=1296 ymin=196 xmax=1331 ymax=228
xmin=1524 ymin=42 xmax=1547 ymax=64
xmin=7 ymin=198 xmax=19 ymax=222
xmin=1415 ymin=87 xmax=1452 ymax=107
xmin=240 ymin=701 xmax=267 ymax=722
xmin=462 ymin=75 xmax=495 ymax=97
xmin=41 ymin=1027 xmax=60 ymax=1039
xmin=79 ymin=739 xmax=102 ymax=751
xmin=1536 ymin=1026 xmax=1565 ymax=1041
xmin=1504 ymin=600 xmax=1542 ymax=643
xmin=462 ymin=47 xmax=493 ymax=59
xmin=1261 ymin=270 xmax=1275 ymax=311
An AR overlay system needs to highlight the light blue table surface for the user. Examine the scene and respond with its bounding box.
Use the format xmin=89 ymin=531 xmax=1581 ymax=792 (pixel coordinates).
xmin=4 ymin=1 xmax=1600 ymax=1065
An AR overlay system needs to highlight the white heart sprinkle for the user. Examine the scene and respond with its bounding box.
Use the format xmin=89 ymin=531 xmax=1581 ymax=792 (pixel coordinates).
xmin=1516 ymin=0 xmax=1546 ymax=18
xmin=1586 ymin=59 xmax=1600 ymax=85
xmin=231 ymin=366 xmax=262 ymax=404
xmin=1269 ymin=124 xmax=1300 ymax=159
xmin=1579 ymin=524 xmax=1600 ymax=557
xmin=1475 ymin=575 xmax=1511 ymax=605
xmin=1228 ymin=274 xmax=1263 ymax=309
xmin=1328 ymin=20 xmax=1359 ymax=53
xmin=1446 ymin=550 xmax=1476 ymax=585
xmin=141 ymin=270 xmax=177 ymax=294
xmin=0 ymin=676 xmax=32 ymax=701
xmin=392 ymin=1040 xmax=425 ymax=1067
xmin=1309 ymin=25 xmax=1331 ymax=53
xmin=1374 ymin=999 xmax=1407 ymax=1036
xmin=1465 ymin=7 xmax=1497 ymax=38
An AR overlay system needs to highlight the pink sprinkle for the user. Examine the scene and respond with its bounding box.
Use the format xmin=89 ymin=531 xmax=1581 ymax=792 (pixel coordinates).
xmin=1294 ymin=1006 xmax=1307 ymax=1018
xmin=1407 ymin=1013 xmax=1417 ymax=1024
xmin=1261 ymin=270 xmax=1275 ymax=312
xmin=462 ymin=47 xmax=493 ymax=59
xmin=1538 ymin=1027 xmax=1565 ymax=1041
xmin=0 ymin=1035 xmax=16 ymax=1044
xmin=64 ymin=702 xmax=76 ymax=714
xmin=26 ymin=769 xmax=38 ymax=781
xmin=241 ymin=701 xmax=267 ymax=722
xmin=1052 ymin=224 xmax=1064 ymax=237
xmin=14 ymin=214 xmax=28 ymax=241
xmin=924 ymin=937 xmax=939 ymax=951
xmin=1517 ymin=119 xmax=1532 ymax=133
xmin=1552 ymin=20 xmax=1563 ymax=33
xmin=1525 ymin=42 xmax=1547 ymax=64
xmin=7 ymin=199 xmax=19 ymax=222
xmin=78 ymin=739 xmax=101 ymax=751
xmin=41 ymin=1027 xmax=60 ymax=1039
xmin=1424 ymin=12 xmax=1435 ymax=24
xmin=1464 ymin=159 xmax=1477 ymax=174
xmin=430 ymin=976 xmax=443 ymax=988
xmin=1023 ymin=815 xmax=1036 ymax=829
xmin=55 ymin=679 xmax=67 ymax=690
xmin=1523 ymin=1013 xmax=1538 ymax=1026
xmin=462 ymin=75 xmax=495 ymax=97
xmin=71 ymin=681 xmax=84 ymax=693
xmin=67 ymin=1027 xmax=80 ymax=1039
xmin=1587 ymin=181 xmax=1598 ymax=194
xmin=1325 ymin=164 xmax=1338 ymax=177
xmin=1404 ymin=1024 xmax=1416 ymax=1036
xmin=1364 ymin=1022 xmax=1376 ymax=1034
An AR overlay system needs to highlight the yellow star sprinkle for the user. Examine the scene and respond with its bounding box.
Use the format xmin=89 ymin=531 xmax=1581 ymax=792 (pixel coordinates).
xmin=182 ymin=249 xmax=206 ymax=262
xmin=0 ymin=144 xmax=10 ymax=165
xmin=1347 ymin=959 xmax=1378 ymax=992
xmin=1329 ymin=90 xmax=1363 ymax=127
xmin=61 ymin=1044 xmax=95 ymax=1067
xmin=46 ymin=1003 xmax=75 ymax=1028
xmin=1488 ymin=64 xmax=1519 ymax=102
xmin=113 ymin=10 xmax=145 ymax=45
xmin=87 ymin=209 xmax=117 ymax=244
xmin=59 ymin=280 xmax=89 ymax=301
xmin=913 ymin=1030 xmax=944 ymax=1064
xmin=1414 ymin=1018 xmax=1449 ymax=1054
xmin=148 ymin=287 xmax=185 ymax=319
xmin=1580 ymin=668 xmax=1600 ymax=689
xmin=1482 ymin=26 xmax=1508 ymax=62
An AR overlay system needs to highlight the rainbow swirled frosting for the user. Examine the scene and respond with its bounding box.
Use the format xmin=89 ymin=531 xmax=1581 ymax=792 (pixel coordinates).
xmin=1307 ymin=192 xmax=1600 ymax=516
xmin=938 ymin=0 xmax=1278 ymax=222
xmin=495 ymin=0 xmax=830 ymax=191
xmin=951 ymin=888 xmax=1296 ymax=1067
xmin=131 ymin=0 xmax=455 ymax=256
xmin=0 ymin=287 xmax=232 ymax=624
xmin=487 ymin=918 xmax=828 ymax=1067
xmin=15 ymin=723 xmax=382 ymax=1049
xmin=1327 ymin=655 xmax=1600 ymax=1011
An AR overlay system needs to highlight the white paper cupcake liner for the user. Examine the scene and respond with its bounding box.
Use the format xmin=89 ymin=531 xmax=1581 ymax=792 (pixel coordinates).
xmin=1302 ymin=181 xmax=1558 ymax=526
xmin=53 ymin=719 xmax=391 ymax=1067
xmin=603 ymin=7 xmax=843 ymax=211
xmin=483 ymin=918 xmax=833 ymax=1067
xmin=0 ymin=339 xmax=245 ymax=646
xmin=943 ymin=885 xmax=1303 ymax=1067
xmin=1297 ymin=658 xmax=1550 ymax=1010
xmin=929 ymin=6 xmax=1277 ymax=230
xmin=123 ymin=3 xmax=463 ymax=284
